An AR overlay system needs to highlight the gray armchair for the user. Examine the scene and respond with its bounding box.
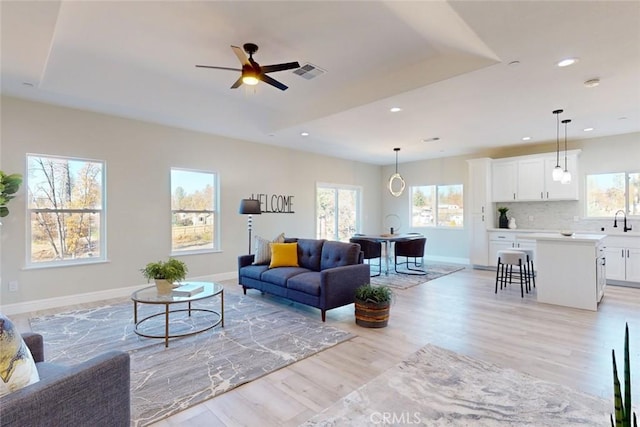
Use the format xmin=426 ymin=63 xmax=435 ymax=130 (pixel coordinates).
xmin=0 ymin=332 xmax=130 ymax=427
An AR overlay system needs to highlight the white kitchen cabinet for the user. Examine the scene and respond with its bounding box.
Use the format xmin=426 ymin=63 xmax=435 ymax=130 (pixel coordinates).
xmin=517 ymin=158 xmax=545 ymax=201
xmin=488 ymin=231 xmax=537 ymax=267
xmin=605 ymin=236 xmax=640 ymax=283
xmin=467 ymin=158 xmax=493 ymax=266
xmin=491 ymin=151 xmax=580 ymax=202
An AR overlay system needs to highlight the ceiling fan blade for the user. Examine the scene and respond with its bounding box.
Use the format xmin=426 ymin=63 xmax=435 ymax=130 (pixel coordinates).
xmin=260 ymin=74 xmax=288 ymax=91
xmin=261 ymin=62 xmax=301 ymax=74
xmin=230 ymin=76 xmax=243 ymax=89
xmin=231 ymin=45 xmax=249 ymax=66
xmin=196 ymin=65 xmax=241 ymax=72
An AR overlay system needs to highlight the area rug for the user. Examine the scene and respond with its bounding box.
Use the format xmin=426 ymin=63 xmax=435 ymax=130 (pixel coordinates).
xmin=371 ymin=263 xmax=465 ymax=289
xmin=301 ymin=344 xmax=613 ymax=426
xmin=29 ymin=292 xmax=354 ymax=426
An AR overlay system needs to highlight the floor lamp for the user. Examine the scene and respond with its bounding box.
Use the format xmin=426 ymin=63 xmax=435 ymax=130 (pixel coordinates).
xmin=239 ymin=199 xmax=261 ymax=254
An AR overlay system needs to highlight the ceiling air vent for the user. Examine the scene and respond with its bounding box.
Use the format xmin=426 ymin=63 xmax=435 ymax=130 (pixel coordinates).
xmin=293 ymin=63 xmax=326 ymax=80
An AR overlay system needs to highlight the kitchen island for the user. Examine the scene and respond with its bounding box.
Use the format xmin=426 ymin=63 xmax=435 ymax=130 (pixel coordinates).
xmin=518 ymin=233 xmax=607 ymax=311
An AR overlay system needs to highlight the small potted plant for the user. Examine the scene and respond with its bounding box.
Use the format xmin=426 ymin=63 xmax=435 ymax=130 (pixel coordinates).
xmin=354 ymin=284 xmax=393 ymax=328
xmin=140 ymin=258 xmax=188 ymax=294
xmin=498 ymin=207 xmax=509 ymax=229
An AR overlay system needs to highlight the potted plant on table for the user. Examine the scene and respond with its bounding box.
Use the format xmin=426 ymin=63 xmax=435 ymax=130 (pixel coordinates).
xmin=354 ymin=284 xmax=393 ymax=328
xmin=498 ymin=207 xmax=509 ymax=229
xmin=141 ymin=258 xmax=188 ymax=294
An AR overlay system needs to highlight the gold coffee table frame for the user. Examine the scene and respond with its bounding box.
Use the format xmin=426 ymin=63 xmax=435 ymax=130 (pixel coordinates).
xmin=131 ymin=281 xmax=224 ymax=347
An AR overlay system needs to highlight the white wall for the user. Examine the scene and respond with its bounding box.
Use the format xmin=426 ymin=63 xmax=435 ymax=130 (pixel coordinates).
xmin=0 ymin=97 xmax=381 ymax=307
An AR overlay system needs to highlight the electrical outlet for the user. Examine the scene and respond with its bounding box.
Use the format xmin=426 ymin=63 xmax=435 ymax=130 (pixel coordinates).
xmin=8 ymin=281 xmax=18 ymax=292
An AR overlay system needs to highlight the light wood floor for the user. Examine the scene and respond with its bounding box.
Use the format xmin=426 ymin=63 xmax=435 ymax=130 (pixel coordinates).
xmin=15 ymin=268 xmax=640 ymax=426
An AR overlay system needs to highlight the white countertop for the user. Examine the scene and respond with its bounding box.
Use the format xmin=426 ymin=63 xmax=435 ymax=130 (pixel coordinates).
xmin=516 ymin=232 xmax=606 ymax=243
xmin=488 ymin=228 xmax=639 ymax=238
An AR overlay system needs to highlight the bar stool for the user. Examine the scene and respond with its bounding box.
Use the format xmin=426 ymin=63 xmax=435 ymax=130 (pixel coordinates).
xmin=519 ymin=248 xmax=535 ymax=288
xmin=495 ymin=249 xmax=530 ymax=298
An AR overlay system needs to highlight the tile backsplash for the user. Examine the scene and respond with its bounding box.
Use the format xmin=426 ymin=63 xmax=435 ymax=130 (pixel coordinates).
xmin=493 ymin=201 xmax=620 ymax=233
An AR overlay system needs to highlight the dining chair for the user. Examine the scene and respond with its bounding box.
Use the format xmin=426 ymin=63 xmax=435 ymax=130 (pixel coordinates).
xmin=350 ymin=237 xmax=382 ymax=277
xmin=394 ymin=237 xmax=427 ymax=275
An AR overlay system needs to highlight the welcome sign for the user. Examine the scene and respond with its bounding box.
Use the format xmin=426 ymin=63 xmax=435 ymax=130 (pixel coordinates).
xmin=250 ymin=193 xmax=295 ymax=213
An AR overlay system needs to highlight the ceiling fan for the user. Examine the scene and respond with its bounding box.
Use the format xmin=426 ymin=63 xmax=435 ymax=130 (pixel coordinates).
xmin=196 ymin=43 xmax=300 ymax=91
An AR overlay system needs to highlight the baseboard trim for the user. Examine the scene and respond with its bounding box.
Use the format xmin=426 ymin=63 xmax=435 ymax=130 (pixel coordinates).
xmin=0 ymin=272 xmax=238 ymax=315
xmin=425 ymin=255 xmax=469 ymax=265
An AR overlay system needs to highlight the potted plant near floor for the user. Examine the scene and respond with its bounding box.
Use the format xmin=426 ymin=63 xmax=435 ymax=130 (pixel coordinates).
xmin=141 ymin=258 xmax=188 ymax=294
xmin=354 ymin=284 xmax=393 ymax=328
xmin=0 ymin=171 xmax=23 ymax=218
xmin=610 ymin=323 xmax=637 ymax=427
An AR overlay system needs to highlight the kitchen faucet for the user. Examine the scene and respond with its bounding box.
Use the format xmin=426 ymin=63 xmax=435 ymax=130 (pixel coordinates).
xmin=613 ymin=210 xmax=632 ymax=232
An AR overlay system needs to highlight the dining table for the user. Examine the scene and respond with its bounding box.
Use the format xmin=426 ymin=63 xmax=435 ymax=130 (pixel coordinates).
xmin=353 ymin=233 xmax=424 ymax=275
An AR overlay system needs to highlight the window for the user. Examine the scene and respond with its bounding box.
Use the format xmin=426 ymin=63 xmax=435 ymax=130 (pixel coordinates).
xmin=316 ymin=184 xmax=360 ymax=241
xmin=27 ymin=154 xmax=105 ymax=266
xmin=171 ymin=168 xmax=218 ymax=253
xmin=411 ymin=184 xmax=464 ymax=228
xmin=586 ymin=172 xmax=639 ymax=217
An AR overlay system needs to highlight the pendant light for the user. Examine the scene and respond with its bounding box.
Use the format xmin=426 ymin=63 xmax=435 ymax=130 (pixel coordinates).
xmin=561 ymin=118 xmax=572 ymax=184
xmin=552 ymin=109 xmax=564 ymax=181
xmin=388 ymin=147 xmax=406 ymax=197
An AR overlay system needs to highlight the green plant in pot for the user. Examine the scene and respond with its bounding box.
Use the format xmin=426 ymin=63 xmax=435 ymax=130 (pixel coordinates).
xmin=354 ymin=284 xmax=393 ymax=328
xmin=141 ymin=258 xmax=188 ymax=294
xmin=611 ymin=323 xmax=637 ymax=427
xmin=498 ymin=207 xmax=509 ymax=229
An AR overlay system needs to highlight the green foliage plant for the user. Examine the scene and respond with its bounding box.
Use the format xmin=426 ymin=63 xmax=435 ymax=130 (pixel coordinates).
xmin=355 ymin=284 xmax=393 ymax=304
xmin=498 ymin=207 xmax=509 ymax=215
xmin=141 ymin=258 xmax=188 ymax=283
xmin=611 ymin=323 xmax=637 ymax=427
xmin=0 ymin=171 xmax=23 ymax=217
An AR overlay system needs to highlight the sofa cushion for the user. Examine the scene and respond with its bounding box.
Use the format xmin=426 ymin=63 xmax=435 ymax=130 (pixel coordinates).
xmin=296 ymin=239 xmax=325 ymax=271
xmin=287 ymin=272 xmax=321 ymax=296
xmin=0 ymin=314 xmax=40 ymax=397
xmin=321 ymin=241 xmax=361 ymax=270
xmin=261 ymin=267 xmax=308 ymax=287
xmin=269 ymin=242 xmax=299 ymax=268
xmin=240 ymin=265 xmax=270 ymax=280
xmin=253 ymin=232 xmax=285 ymax=265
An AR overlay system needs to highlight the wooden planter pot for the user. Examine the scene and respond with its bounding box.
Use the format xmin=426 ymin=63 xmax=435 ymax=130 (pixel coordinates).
xmin=355 ymin=299 xmax=390 ymax=328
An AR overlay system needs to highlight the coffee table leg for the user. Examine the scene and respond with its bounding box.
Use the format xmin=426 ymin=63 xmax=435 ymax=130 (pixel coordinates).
xmin=165 ymin=304 xmax=169 ymax=348
xmin=188 ymin=301 xmax=192 ymax=317
xmin=133 ymin=301 xmax=138 ymax=324
xmin=221 ymin=289 xmax=224 ymax=327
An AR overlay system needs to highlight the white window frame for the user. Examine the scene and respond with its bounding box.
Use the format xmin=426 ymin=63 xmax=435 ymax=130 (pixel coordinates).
xmin=26 ymin=153 xmax=106 ymax=268
xmin=315 ymin=183 xmax=362 ymax=241
xmin=170 ymin=167 xmax=219 ymax=255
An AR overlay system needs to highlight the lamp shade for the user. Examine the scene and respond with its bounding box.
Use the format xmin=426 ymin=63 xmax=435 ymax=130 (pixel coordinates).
xmin=239 ymin=199 xmax=261 ymax=215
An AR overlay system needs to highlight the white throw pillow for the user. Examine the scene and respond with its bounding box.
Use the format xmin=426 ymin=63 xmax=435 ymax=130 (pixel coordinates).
xmin=253 ymin=232 xmax=285 ymax=265
xmin=0 ymin=314 xmax=40 ymax=397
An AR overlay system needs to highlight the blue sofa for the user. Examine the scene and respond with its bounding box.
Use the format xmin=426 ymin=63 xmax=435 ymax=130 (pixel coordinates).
xmin=238 ymin=238 xmax=370 ymax=321
xmin=0 ymin=332 xmax=130 ymax=427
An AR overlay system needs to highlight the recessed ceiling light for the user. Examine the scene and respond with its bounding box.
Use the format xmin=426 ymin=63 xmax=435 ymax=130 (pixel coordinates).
xmin=557 ymin=58 xmax=578 ymax=67
xmin=583 ymin=127 xmax=594 ymax=132
xmin=389 ymin=107 xmax=402 ymax=113
xmin=522 ymin=136 xmax=531 ymax=141
xmin=300 ymin=132 xmax=310 ymax=137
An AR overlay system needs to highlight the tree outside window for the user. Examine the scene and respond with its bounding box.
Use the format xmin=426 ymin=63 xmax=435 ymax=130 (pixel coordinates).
xmin=171 ymin=168 xmax=217 ymax=253
xmin=411 ymin=184 xmax=463 ymax=228
xmin=316 ymin=184 xmax=360 ymax=241
xmin=27 ymin=155 xmax=105 ymax=265
xmin=586 ymin=172 xmax=640 ymax=217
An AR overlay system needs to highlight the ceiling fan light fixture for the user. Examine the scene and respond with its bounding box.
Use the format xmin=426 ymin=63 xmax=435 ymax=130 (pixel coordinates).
xmin=242 ymin=74 xmax=259 ymax=86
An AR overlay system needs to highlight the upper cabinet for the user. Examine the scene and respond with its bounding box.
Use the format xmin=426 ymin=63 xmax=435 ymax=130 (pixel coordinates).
xmin=491 ymin=150 xmax=580 ymax=202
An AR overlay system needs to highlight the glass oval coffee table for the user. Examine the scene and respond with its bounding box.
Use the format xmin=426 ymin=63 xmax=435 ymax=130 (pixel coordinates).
xmin=131 ymin=281 xmax=223 ymax=347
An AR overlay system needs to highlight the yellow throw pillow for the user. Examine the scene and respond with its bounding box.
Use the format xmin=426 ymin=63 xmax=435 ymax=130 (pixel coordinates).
xmin=269 ymin=242 xmax=299 ymax=268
